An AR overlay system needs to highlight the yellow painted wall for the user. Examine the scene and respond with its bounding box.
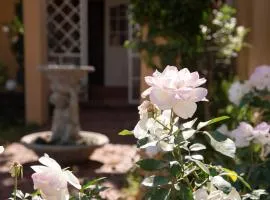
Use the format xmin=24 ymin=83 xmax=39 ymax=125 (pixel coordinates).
xmin=237 ymin=0 xmax=270 ymax=79
xmin=24 ymin=0 xmax=48 ymax=124
xmin=0 ymin=1 xmax=18 ymax=78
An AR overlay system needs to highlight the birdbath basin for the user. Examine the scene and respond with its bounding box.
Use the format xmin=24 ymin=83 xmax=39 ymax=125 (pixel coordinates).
xmin=21 ymin=65 xmax=109 ymax=164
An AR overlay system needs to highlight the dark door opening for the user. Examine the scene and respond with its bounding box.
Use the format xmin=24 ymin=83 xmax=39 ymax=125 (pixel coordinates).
xmin=88 ymin=0 xmax=104 ymax=86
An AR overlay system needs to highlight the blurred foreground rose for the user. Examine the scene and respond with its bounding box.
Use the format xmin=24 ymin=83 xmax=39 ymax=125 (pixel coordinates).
xmin=31 ymin=154 xmax=81 ymax=200
xmin=0 ymin=146 xmax=4 ymax=154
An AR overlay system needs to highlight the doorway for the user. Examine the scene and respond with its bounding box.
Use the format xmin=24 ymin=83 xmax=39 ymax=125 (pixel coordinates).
xmin=88 ymin=0 xmax=104 ymax=86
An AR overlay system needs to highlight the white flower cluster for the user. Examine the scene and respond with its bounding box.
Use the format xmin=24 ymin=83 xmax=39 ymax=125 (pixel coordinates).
xmin=200 ymin=5 xmax=248 ymax=63
xmin=134 ymin=108 xmax=177 ymax=157
xmin=228 ymin=65 xmax=270 ymax=105
xmin=218 ymin=122 xmax=270 ymax=149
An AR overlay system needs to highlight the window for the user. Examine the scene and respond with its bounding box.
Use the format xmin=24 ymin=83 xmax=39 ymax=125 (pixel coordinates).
xmin=109 ymin=4 xmax=128 ymax=46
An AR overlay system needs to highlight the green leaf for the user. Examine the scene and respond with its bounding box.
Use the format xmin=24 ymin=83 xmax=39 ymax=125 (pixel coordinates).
xmin=118 ymin=129 xmax=133 ymax=136
xmin=182 ymin=129 xmax=196 ymax=140
xmin=169 ymin=161 xmax=181 ymax=177
xmin=82 ymin=177 xmax=106 ymax=190
xmin=136 ymin=159 xmax=167 ymax=171
xmin=242 ymin=189 xmax=268 ymax=200
xmin=203 ymin=131 xmax=236 ymax=158
xmin=189 ymin=143 xmax=206 ymax=151
xmin=176 ymin=184 xmax=194 ymax=199
xmin=144 ymin=188 xmax=171 ymax=200
xmin=142 ymin=176 xmax=170 ymax=187
xmin=197 ymin=116 xmax=230 ymax=130
xmin=211 ymin=176 xmax=232 ymax=192
xmin=192 ymin=159 xmax=210 ymax=174
xmin=181 ymin=118 xmax=197 ymax=129
xmin=137 ymin=137 xmax=149 ymax=148
xmin=191 ymin=154 xmax=204 ymax=160
xmin=223 ymin=168 xmax=238 ymax=182
xmin=237 ymin=175 xmax=252 ymax=191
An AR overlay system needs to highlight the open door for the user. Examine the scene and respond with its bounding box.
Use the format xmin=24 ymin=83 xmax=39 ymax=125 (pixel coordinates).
xmin=104 ymin=0 xmax=128 ymax=87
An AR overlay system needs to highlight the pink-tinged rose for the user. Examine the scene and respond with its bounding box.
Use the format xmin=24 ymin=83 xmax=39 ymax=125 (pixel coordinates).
xmin=249 ymin=65 xmax=270 ymax=91
xmin=253 ymin=122 xmax=270 ymax=145
xmin=230 ymin=122 xmax=254 ymax=148
xmin=0 ymin=146 xmax=4 ymax=154
xmin=31 ymin=154 xmax=81 ymax=200
xmin=142 ymin=66 xmax=207 ymax=119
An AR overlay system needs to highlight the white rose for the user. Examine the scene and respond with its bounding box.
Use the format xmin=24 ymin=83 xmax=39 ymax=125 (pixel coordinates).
xmin=249 ymin=65 xmax=270 ymax=91
xmin=31 ymin=154 xmax=81 ymax=200
xmin=230 ymin=122 xmax=254 ymax=148
xmin=228 ymin=81 xmax=250 ymax=106
xmin=253 ymin=122 xmax=270 ymax=145
xmin=142 ymin=66 xmax=207 ymax=119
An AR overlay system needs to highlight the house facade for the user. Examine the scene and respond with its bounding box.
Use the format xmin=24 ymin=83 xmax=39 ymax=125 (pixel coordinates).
xmin=0 ymin=0 xmax=270 ymax=125
xmin=24 ymin=0 xmax=140 ymax=124
xmin=46 ymin=0 xmax=140 ymax=102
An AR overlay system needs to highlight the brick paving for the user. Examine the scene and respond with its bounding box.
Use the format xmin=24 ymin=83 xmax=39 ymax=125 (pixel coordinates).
xmin=0 ymin=106 xmax=140 ymax=199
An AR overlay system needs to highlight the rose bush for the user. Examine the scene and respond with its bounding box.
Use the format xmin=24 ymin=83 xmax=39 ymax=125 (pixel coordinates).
xmin=121 ymin=65 xmax=266 ymax=199
xmin=1 ymin=64 xmax=269 ymax=199
xmin=216 ymin=65 xmax=270 ymax=192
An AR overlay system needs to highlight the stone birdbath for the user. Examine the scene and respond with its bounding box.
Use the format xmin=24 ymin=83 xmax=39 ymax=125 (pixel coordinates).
xmin=21 ymin=65 xmax=109 ymax=163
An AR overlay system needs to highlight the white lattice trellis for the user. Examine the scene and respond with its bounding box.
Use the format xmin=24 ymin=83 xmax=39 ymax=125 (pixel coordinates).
xmin=46 ymin=0 xmax=88 ymax=99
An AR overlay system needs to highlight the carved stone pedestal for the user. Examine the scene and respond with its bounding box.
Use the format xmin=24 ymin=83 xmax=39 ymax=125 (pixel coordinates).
xmin=21 ymin=65 xmax=109 ymax=163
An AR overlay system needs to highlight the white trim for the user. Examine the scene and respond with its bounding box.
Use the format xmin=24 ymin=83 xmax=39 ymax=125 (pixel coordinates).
xmin=127 ymin=8 xmax=140 ymax=104
xmin=80 ymin=0 xmax=88 ymax=65
xmin=80 ymin=0 xmax=89 ymax=101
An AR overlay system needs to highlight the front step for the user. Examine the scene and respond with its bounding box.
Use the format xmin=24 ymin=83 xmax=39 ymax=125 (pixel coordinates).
xmin=81 ymin=85 xmax=135 ymax=107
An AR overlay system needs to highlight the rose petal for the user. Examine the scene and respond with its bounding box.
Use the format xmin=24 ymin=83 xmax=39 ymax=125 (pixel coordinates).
xmin=39 ymin=154 xmax=62 ymax=171
xmin=141 ymin=87 xmax=152 ymax=98
xmin=63 ymin=170 xmax=81 ymax=190
xmin=31 ymin=165 xmax=49 ymax=173
xmin=189 ymin=88 xmax=208 ymax=102
xmin=149 ymin=88 xmax=175 ymax=110
xmin=173 ymin=101 xmax=197 ymax=119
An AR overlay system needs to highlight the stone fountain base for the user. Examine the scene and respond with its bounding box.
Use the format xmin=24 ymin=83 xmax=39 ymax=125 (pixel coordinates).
xmin=21 ymin=131 xmax=109 ymax=164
